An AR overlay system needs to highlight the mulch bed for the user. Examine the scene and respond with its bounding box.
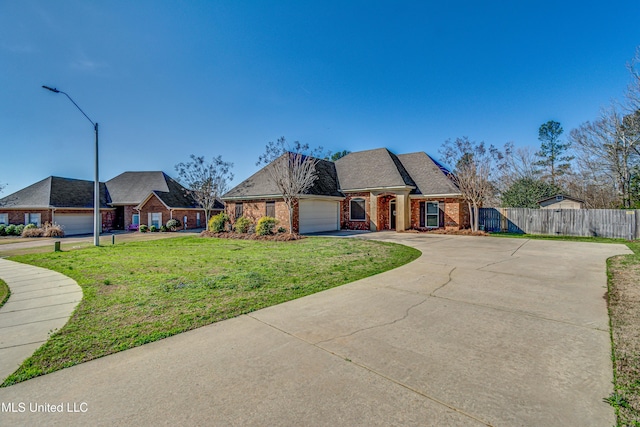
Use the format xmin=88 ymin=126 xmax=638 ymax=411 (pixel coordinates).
xmin=200 ymin=231 xmax=305 ymax=241
xmin=402 ymin=228 xmax=489 ymax=236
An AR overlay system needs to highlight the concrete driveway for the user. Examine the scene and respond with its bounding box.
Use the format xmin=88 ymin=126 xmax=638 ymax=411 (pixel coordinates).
xmin=0 ymin=234 xmax=630 ymax=426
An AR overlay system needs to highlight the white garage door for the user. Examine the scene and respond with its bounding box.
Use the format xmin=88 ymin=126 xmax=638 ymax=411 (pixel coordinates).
xmin=299 ymin=200 xmax=340 ymax=234
xmin=55 ymin=214 xmax=94 ymax=236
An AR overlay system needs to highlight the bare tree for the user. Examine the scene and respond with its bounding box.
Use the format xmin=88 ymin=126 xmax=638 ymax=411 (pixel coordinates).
xmin=440 ymin=137 xmax=502 ymax=232
xmin=175 ymin=155 xmax=234 ymax=230
xmin=569 ymin=106 xmax=640 ymax=208
xmin=498 ymin=143 xmax=541 ymax=189
xmin=257 ymin=137 xmax=324 ymax=234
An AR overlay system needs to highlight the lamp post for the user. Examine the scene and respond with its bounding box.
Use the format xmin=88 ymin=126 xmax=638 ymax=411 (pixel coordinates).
xmin=42 ymin=85 xmax=100 ymax=246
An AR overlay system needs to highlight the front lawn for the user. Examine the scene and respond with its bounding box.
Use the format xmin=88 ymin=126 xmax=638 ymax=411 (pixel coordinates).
xmin=2 ymin=236 xmax=420 ymax=386
xmin=0 ymin=279 xmax=8 ymax=309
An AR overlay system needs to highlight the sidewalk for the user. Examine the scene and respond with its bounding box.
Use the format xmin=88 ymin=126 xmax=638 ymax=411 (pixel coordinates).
xmin=0 ymin=259 xmax=82 ymax=382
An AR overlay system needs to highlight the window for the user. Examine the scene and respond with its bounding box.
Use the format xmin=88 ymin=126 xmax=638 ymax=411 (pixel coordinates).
xmin=235 ymin=203 xmax=243 ymax=219
xmin=350 ymin=198 xmax=366 ymax=221
xmin=132 ymin=214 xmax=140 ymax=226
xmin=24 ymin=213 xmax=41 ymax=227
xmin=426 ymin=202 xmax=439 ymax=227
xmin=196 ymin=212 xmax=201 ymax=227
xmin=266 ymin=201 xmax=275 ymax=218
xmin=150 ymin=213 xmax=162 ymax=228
xmin=0 ymin=213 xmax=7 ymax=225
xmin=556 ymin=195 xmax=564 ymax=201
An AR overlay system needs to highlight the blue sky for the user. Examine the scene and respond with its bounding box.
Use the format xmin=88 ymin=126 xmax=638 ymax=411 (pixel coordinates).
xmin=2 ymin=0 xmax=640 ymax=194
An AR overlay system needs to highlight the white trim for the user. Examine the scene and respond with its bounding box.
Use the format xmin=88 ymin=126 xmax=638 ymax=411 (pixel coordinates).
xmin=137 ymin=192 xmax=171 ymax=210
xmin=389 ymin=199 xmax=396 ymax=229
xmin=342 ymin=186 xmax=415 ymax=193
xmin=349 ymin=198 xmax=367 ymax=221
xmin=222 ymin=194 xmax=344 ymax=202
xmin=425 ymin=201 xmax=439 ymax=228
xmin=409 ymin=193 xmax=462 ymax=199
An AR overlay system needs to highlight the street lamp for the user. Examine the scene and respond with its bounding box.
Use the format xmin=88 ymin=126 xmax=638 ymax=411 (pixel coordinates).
xmin=42 ymin=85 xmax=100 ymax=246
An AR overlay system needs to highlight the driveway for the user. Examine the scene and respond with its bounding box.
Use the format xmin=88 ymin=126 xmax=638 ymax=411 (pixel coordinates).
xmin=0 ymin=234 xmax=630 ymax=426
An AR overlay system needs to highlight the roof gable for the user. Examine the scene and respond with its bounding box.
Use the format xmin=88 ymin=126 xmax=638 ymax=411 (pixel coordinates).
xmin=223 ymin=154 xmax=341 ymax=199
xmin=396 ymin=152 xmax=461 ymax=196
xmin=106 ymin=172 xmax=170 ymax=205
xmin=0 ymin=176 xmax=110 ymax=209
xmin=334 ymin=148 xmax=415 ymax=191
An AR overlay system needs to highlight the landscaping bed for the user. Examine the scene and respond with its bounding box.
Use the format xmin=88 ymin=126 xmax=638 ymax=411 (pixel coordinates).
xmin=200 ymin=231 xmax=304 ymax=241
xmin=2 ymin=235 xmax=420 ymax=386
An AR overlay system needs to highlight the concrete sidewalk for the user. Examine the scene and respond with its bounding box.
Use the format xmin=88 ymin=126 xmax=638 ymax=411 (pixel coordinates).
xmin=0 ymin=259 xmax=82 ymax=382
xmin=0 ymin=235 xmax=631 ymax=426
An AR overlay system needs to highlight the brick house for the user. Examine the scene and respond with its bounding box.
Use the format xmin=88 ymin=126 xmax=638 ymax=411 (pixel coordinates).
xmin=0 ymin=172 xmax=223 ymax=235
xmin=222 ymin=148 xmax=469 ymax=233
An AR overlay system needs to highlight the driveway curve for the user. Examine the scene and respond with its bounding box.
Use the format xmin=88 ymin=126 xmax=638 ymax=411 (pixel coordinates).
xmin=0 ymin=234 xmax=630 ymax=426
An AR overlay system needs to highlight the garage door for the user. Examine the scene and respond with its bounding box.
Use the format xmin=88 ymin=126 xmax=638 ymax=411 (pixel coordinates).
xmin=55 ymin=214 xmax=94 ymax=236
xmin=299 ymin=200 xmax=340 ymax=234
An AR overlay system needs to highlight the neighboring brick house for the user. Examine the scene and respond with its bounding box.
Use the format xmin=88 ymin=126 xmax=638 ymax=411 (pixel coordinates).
xmin=106 ymin=172 xmax=223 ymax=231
xmin=222 ymin=148 xmax=469 ymax=233
xmin=0 ymin=172 xmax=223 ymax=235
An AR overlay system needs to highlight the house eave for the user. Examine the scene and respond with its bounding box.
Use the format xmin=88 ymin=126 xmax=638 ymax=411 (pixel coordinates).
xmin=340 ymin=185 xmax=415 ymax=193
xmin=409 ymin=193 xmax=463 ymax=199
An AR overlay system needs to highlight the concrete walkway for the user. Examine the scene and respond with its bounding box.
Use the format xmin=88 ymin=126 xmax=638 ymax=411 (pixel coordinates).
xmin=0 ymin=234 xmax=631 ymax=426
xmin=0 ymin=259 xmax=82 ymax=382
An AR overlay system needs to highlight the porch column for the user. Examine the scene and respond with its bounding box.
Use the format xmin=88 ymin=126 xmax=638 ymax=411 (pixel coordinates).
xmin=369 ymin=193 xmax=378 ymax=231
xmin=395 ymin=192 xmax=411 ymax=231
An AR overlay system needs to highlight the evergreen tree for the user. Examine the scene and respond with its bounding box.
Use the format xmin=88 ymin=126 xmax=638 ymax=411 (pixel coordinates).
xmin=535 ymin=120 xmax=573 ymax=185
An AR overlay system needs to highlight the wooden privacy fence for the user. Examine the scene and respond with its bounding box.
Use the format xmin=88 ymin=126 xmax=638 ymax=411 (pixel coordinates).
xmin=479 ymin=208 xmax=640 ymax=240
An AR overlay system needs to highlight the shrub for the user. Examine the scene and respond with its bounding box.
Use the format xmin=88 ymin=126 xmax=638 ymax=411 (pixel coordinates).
xmin=160 ymin=225 xmax=168 ymax=232
xmin=209 ymin=212 xmax=229 ymax=233
xmin=277 ymin=227 xmax=286 ymax=234
xmin=0 ymin=224 xmax=6 ymax=236
xmin=139 ymin=224 xmax=149 ymax=233
xmin=166 ymin=218 xmax=181 ymax=231
xmin=43 ymin=222 xmax=65 ymax=238
xmin=5 ymin=225 xmax=16 ymax=236
xmin=22 ymin=227 xmax=44 ymax=237
xmin=150 ymin=225 xmax=158 ymax=232
xmin=256 ymin=216 xmax=277 ymax=236
xmin=234 ymin=216 xmax=251 ymax=233
xmin=24 ymin=223 xmax=37 ymax=230
xmin=15 ymin=224 xmax=25 ymax=235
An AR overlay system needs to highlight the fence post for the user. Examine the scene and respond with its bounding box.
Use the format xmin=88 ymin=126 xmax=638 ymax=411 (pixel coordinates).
xmin=500 ymin=208 xmax=507 ymax=232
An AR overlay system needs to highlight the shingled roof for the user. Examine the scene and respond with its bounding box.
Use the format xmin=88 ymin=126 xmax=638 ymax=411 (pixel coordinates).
xmin=334 ymin=148 xmax=416 ymax=191
xmin=223 ymin=154 xmax=342 ymax=199
xmin=223 ymin=148 xmax=461 ymax=200
xmin=396 ymin=152 xmax=460 ymax=196
xmin=0 ymin=176 xmax=110 ymax=208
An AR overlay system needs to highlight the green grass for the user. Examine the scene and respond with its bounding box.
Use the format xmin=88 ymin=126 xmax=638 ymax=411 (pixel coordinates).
xmin=607 ymin=244 xmax=640 ymax=426
xmin=1 ymin=236 xmax=420 ymax=386
xmin=0 ymin=279 xmax=9 ymax=309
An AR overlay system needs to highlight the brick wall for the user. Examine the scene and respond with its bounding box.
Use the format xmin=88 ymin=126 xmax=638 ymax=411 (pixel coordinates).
xmin=225 ymin=200 xmax=293 ymax=233
xmin=341 ymin=192 xmax=370 ymax=230
xmin=407 ymin=198 xmax=469 ymax=230
xmin=376 ymin=195 xmax=394 ymax=230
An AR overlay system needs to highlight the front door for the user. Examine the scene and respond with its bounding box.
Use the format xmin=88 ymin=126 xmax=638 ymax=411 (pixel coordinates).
xmin=390 ymin=200 xmax=396 ymax=230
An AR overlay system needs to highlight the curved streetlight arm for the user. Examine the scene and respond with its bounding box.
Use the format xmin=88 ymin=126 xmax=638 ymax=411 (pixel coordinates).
xmin=42 ymin=84 xmax=100 ymax=246
xmin=42 ymin=85 xmax=96 ymax=128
